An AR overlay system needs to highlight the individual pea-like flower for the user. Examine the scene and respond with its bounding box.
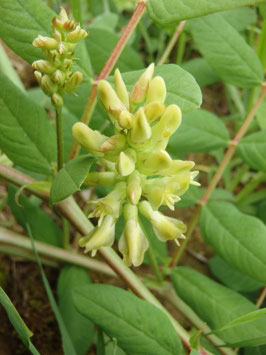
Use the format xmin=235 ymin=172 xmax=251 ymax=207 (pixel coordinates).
xmin=32 ymin=7 xmax=88 ymax=107
xmin=74 ymin=63 xmax=200 ymax=265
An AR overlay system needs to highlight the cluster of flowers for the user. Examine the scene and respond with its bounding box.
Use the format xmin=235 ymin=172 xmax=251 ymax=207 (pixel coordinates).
xmin=32 ymin=7 xmax=88 ymax=107
xmin=73 ymin=64 xmax=199 ymax=266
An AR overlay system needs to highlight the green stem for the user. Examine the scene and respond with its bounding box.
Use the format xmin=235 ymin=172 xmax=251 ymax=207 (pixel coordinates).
xmin=62 ymin=217 xmax=70 ymax=250
xmin=139 ymin=218 xmax=163 ymax=283
xmin=228 ymin=164 xmax=249 ymax=192
xmin=55 ymin=106 xmax=64 ymax=171
xmin=0 ymin=226 xmax=116 ymax=277
xmin=157 ymin=21 xmax=186 ymax=66
xmin=235 ymin=171 xmax=266 ymax=203
xmin=170 ymin=83 xmax=266 ymax=268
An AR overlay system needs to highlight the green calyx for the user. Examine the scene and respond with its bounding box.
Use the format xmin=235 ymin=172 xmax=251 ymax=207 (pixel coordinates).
xmin=32 ymin=7 xmax=88 ymax=107
xmin=73 ymin=64 xmax=199 ymax=266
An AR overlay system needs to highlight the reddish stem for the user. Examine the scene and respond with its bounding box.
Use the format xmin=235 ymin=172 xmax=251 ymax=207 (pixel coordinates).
xmin=170 ymin=83 xmax=266 ymax=268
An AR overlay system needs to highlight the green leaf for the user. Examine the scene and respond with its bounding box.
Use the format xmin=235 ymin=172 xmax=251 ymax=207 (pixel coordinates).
xmin=57 ymin=266 xmax=94 ymax=355
xmin=85 ymin=27 xmax=144 ymax=74
xmin=27 ymin=224 xmax=77 ymax=355
xmin=0 ymin=0 xmax=92 ymax=79
xmin=222 ymin=7 xmax=257 ymax=32
xmin=200 ymin=201 xmax=266 ymax=284
xmin=109 ymin=64 xmax=202 ymax=114
xmin=8 ymin=184 xmax=62 ymax=246
xmin=0 ymin=286 xmax=40 ymax=355
xmin=190 ymin=13 xmax=264 ymax=88
xmin=0 ymin=43 xmax=25 ymax=91
xmin=73 ymin=284 xmax=183 ymax=355
xmin=90 ymin=13 xmax=119 ymax=31
xmin=256 ymin=95 xmax=266 ymax=130
xmin=217 ymin=308 xmax=266 ymax=333
xmin=244 ymin=345 xmax=266 ymax=354
xmin=223 ymin=336 xmax=266 ymax=348
xmin=181 ymin=58 xmax=220 ymax=87
xmin=237 ymin=130 xmax=266 ymax=173
xmin=168 ymin=109 xmax=229 ymax=154
xmin=209 ymin=256 xmax=263 ymax=293
xmin=147 ymin=0 xmax=264 ymax=25
xmin=257 ymin=20 xmax=266 ymax=69
xmin=70 ymin=0 xmax=82 ymax=24
xmin=0 ymin=0 xmax=54 ymax=64
xmin=171 ymin=267 xmax=266 ymax=345
xmin=0 ymin=73 xmax=56 ymax=174
xmin=50 ymin=154 xmax=94 ymax=204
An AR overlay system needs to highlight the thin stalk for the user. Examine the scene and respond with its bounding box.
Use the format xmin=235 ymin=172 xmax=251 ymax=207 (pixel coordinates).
xmin=235 ymin=171 xmax=266 ymax=203
xmin=0 ymin=165 xmax=211 ymax=353
xmin=55 ymin=106 xmax=64 ymax=171
xmin=0 ymin=244 xmax=59 ymax=268
xmin=0 ymin=227 xmax=116 ymax=277
xmin=68 ymin=1 xmax=147 ymax=160
xmin=157 ymin=21 xmax=186 ymax=66
xmin=139 ymin=219 xmax=163 ymax=283
xmin=176 ymin=32 xmax=187 ymax=65
xmin=256 ymin=286 xmax=266 ymax=308
xmin=170 ymin=83 xmax=266 ymax=267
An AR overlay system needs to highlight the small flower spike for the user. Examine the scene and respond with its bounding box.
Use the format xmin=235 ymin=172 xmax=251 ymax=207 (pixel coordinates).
xmin=32 ymin=7 xmax=88 ymax=107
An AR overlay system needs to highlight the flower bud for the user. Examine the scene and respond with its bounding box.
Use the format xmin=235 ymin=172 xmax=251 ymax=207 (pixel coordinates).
xmin=32 ymin=35 xmax=58 ymax=50
xmin=32 ymin=60 xmax=55 ymax=74
xmin=79 ymin=215 xmax=115 ymax=256
xmin=160 ymin=160 xmax=195 ymax=176
xmin=139 ymin=201 xmax=187 ymax=242
xmin=41 ymin=75 xmax=58 ymax=96
xmin=59 ymin=7 xmax=69 ymax=23
xmin=84 ymin=172 xmax=118 ymax=186
xmin=146 ymin=76 xmax=166 ymax=105
xmin=58 ymin=42 xmax=68 ymax=55
xmin=51 ymin=93 xmax=63 ymax=107
xmin=98 ymin=80 xmax=125 ymax=119
xmin=144 ymin=101 xmax=165 ymax=123
xmin=34 ymin=71 xmax=42 ymax=85
xmin=118 ymin=204 xmax=149 ymax=267
xmin=114 ymin=69 xmax=129 ymax=109
xmin=52 ymin=70 xmax=65 ymax=84
xmin=126 ymin=171 xmax=142 ymax=205
xmin=151 ymin=105 xmax=182 ymax=146
xmin=63 ymin=20 xmax=77 ymax=31
xmin=67 ymin=71 xmax=83 ymax=92
xmin=53 ymin=29 xmax=62 ymax=42
xmin=67 ymin=26 xmax=88 ymax=42
xmin=118 ymin=110 xmax=134 ymax=129
xmin=138 ymin=150 xmax=172 ymax=175
xmin=52 ymin=17 xmax=63 ymax=31
xmin=99 ymin=134 xmax=126 ymax=153
xmin=130 ymin=63 xmax=154 ymax=105
xmin=72 ymin=122 xmax=107 ymax=154
xmin=129 ymin=108 xmax=151 ymax=145
xmin=116 ymin=150 xmax=136 ymax=177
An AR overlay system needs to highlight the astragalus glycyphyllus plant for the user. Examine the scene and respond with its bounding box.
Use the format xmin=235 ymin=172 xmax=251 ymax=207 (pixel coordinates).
xmin=72 ymin=64 xmax=199 ymax=266
xmin=1 ymin=1 xmax=266 ymax=354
